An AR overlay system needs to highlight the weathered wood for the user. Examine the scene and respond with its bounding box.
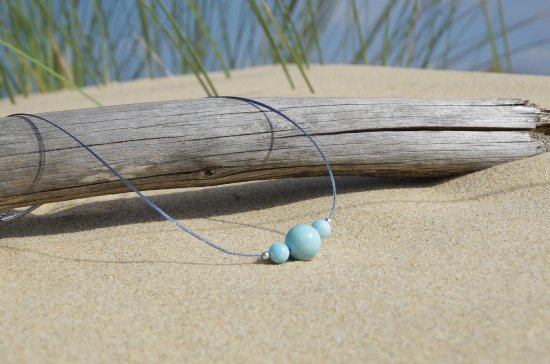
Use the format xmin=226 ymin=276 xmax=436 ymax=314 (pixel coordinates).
xmin=0 ymin=97 xmax=548 ymax=209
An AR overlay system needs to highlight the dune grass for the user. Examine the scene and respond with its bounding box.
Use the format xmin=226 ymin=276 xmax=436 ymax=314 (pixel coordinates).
xmin=0 ymin=38 xmax=102 ymax=106
xmin=0 ymin=0 xmax=549 ymax=104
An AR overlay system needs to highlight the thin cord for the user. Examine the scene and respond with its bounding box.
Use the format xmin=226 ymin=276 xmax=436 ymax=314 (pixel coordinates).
xmin=0 ymin=205 xmax=41 ymax=222
xmin=3 ymin=97 xmax=337 ymax=257
xmin=217 ymin=97 xmax=337 ymax=220
xmin=0 ymin=114 xmax=45 ymax=223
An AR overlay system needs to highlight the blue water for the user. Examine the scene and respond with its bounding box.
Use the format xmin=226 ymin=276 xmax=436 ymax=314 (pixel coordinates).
xmin=108 ymin=0 xmax=550 ymax=78
xmin=2 ymin=0 xmax=549 ymax=89
xmin=323 ymin=0 xmax=550 ymax=74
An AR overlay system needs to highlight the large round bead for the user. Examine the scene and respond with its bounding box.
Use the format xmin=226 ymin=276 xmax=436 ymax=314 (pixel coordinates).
xmin=285 ymin=224 xmax=321 ymax=261
xmin=268 ymin=242 xmax=290 ymax=264
xmin=312 ymin=219 xmax=331 ymax=238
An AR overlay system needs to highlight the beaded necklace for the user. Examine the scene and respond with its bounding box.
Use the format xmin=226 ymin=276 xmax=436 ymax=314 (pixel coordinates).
xmin=1 ymin=97 xmax=336 ymax=264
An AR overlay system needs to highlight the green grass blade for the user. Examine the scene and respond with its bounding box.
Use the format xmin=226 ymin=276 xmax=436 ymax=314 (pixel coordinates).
xmin=0 ymin=38 xmax=102 ymax=106
xmin=187 ymin=0 xmax=230 ymax=78
xmin=306 ymin=0 xmax=324 ymax=64
xmin=395 ymin=0 xmax=418 ymax=66
xmin=0 ymin=50 xmax=24 ymax=95
xmin=274 ymin=0 xmax=309 ymax=68
xmin=0 ymin=60 xmax=16 ymax=103
xmin=497 ymin=0 xmax=512 ymax=72
xmin=353 ymin=0 xmax=397 ymax=64
xmin=446 ymin=10 xmax=550 ymax=68
xmin=75 ymin=2 xmax=103 ymax=85
xmin=471 ymin=36 xmax=550 ymax=71
xmin=94 ymin=0 xmax=110 ymax=83
xmin=378 ymin=0 xmax=415 ymax=65
xmin=137 ymin=0 xmax=154 ymax=77
xmin=105 ymin=2 xmax=123 ymax=81
xmin=381 ymin=4 xmax=391 ymax=65
xmin=34 ymin=0 xmax=75 ymax=87
xmin=139 ymin=0 xmax=213 ymax=96
xmin=247 ymin=0 xmax=295 ymax=89
xmin=260 ymin=0 xmax=314 ymax=92
xmin=220 ymin=0 xmax=236 ymax=69
xmin=420 ymin=1 xmax=459 ymax=68
xmin=480 ymin=0 xmax=502 ymax=72
xmin=135 ymin=34 xmax=172 ymax=76
xmin=351 ymin=0 xmax=367 ymax=64
xmin=153 ymin=0 xmax=218 ymax=95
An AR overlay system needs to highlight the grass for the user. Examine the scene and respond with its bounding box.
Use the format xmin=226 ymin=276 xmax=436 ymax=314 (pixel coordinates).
xmin=0 ymin=0 xmax=549 ymax=104
xmin=0 ymin=38 xmax=102 ymax=106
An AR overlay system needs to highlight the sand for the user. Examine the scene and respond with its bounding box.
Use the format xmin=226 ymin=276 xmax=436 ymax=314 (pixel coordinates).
xmin=1 ymin=65 xmax=549 ymax=363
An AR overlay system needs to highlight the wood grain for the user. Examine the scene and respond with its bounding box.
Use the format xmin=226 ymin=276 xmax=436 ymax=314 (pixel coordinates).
xmin=1 ymin=97 xmax=548 ymax=209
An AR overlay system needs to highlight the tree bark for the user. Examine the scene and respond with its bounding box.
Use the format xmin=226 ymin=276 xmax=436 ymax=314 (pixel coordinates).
xmin=1 ymin=97 xmax=548 ymax=209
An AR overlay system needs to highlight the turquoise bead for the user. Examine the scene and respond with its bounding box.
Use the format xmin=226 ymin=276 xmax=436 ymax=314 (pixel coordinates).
xmin=285 ymin=224 xmax=321 ymax=261
xmin=268 ymin=242 xmax=290 ymax=264
xmin=312 ymin=219 xmax=331 ymax=238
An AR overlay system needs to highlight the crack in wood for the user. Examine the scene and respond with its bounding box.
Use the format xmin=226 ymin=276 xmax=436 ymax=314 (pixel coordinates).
xmin=1 ymin=98 xmax=546 ymax=208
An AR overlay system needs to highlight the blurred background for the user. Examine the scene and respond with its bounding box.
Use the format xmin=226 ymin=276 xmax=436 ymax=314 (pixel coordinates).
xmin=1 ymin=0 xmax=549 ymax=102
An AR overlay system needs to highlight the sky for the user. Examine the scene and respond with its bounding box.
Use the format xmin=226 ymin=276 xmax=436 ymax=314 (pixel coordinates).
xmin=103 ymin=0 xmax=550 ymax=78
xmin=2 ymin=0 xmax=549 ymax=90
xmin=501 ymin=1 xmax=550 ymax=74
xmin=322 ymin=0 xmax=550 ymax=74
xmin=76 ymin=0 xmax=548 ymax=80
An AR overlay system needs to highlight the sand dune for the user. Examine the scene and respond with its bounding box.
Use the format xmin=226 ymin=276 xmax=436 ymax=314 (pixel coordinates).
xmin=1 ymin=65 xmax=549 ymax=362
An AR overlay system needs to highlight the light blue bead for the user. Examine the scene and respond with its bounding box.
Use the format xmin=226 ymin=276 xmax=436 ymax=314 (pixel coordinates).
xmin=268 ymin=242 xmax=289 ymax=264
xmin=312 ymin=219 xmax=331 ymax=238
xmin=285 ymin=224 xmax=321 ymax=261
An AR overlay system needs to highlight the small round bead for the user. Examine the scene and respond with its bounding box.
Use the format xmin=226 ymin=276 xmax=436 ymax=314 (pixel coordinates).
xmin=262 ymin=251 xmax=271 ymax=260
xmin=268 ymin=242 xmax=290 ymax=264
xmin=312 ymin=219 xmax=331 ymax=239
xmin=285 ymin=224 xmax=321 ymax=261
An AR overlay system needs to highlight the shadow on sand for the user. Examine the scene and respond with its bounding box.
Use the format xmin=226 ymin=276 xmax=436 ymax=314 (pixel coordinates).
xmin=0 ymin=176 xmax=440 ymax=239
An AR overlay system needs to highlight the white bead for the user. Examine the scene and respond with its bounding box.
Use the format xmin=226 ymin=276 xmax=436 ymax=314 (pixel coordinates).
xmin=262 ymin=251 xmax=270 ymax=260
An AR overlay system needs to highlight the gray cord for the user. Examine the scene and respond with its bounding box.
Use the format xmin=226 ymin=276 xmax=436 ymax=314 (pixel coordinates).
xmin=1 ymin=97 xmax=337 ymax=257
xmin=0 ymin=114 xmax=44 ymax=223
xmin=0 ymin=205 xmax=41 ymax=223
xmin=220 ymin=97 xmax=337 ymax=220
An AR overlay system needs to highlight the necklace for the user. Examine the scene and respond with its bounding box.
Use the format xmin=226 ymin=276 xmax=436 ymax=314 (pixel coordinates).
xmin=2 ymin=97 xmax=337 ymax=264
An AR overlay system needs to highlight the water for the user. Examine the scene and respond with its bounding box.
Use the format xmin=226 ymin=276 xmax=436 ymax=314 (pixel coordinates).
xmin=1 ymin=0 xmax=549 ymax=99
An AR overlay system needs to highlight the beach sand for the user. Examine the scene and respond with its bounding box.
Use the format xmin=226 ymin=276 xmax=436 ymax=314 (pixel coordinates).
xmin=1 ymin=65 xmax=549 ymax=363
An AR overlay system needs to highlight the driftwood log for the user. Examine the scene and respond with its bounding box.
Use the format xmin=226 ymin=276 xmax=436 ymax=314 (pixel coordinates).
xmin=1 ymin=97 xmax=549 ymax=210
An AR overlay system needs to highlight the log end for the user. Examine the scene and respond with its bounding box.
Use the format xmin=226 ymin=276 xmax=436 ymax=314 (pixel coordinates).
xmin=535 ymin=109 xmax=550 ymax=135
